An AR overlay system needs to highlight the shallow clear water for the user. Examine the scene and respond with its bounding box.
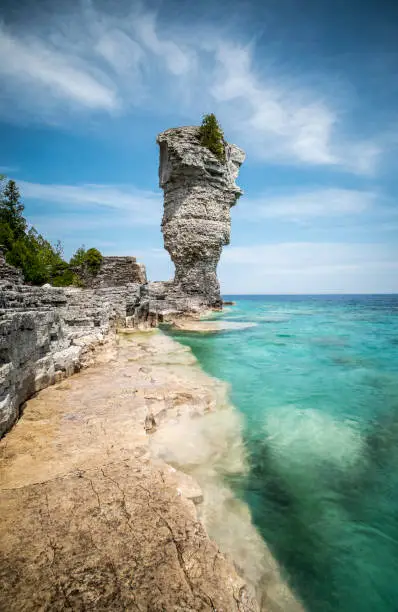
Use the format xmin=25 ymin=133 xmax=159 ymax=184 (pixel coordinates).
xmin=169 ymin=295 xmax=398 ymax=612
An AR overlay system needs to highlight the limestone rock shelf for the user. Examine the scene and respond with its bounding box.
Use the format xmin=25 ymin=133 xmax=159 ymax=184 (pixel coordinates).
xmin=0 ymin=331 xmax=303 ymax=612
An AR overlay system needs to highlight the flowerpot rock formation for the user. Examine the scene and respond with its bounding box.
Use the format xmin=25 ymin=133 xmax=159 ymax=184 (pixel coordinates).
xmin=157 ymin=126 xmax=245 ymax=308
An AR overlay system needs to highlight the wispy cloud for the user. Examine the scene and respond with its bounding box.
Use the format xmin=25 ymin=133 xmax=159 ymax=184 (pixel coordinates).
xmin=0 ymin=4 xmax=383 ymax=174
xmin=220 ymin=242 xmax=398 ymax=293
xmin=222 ymin=241 xmax=398 ymax=269
xmin=211 ymin=41 xmax=338 ymax=167
xmin=0 ymin=24 xmax=118 ymax=112
xmin=0 ymin=165 xmax=19 ymax=174
xmin=238 ymin=188 xmax=376 ymax=222
xmin=211 ymin=41 xmax=382 ymax=174
xmin=132 ymin=13 xmax=194 ymax=76
xmin=19 ymin=180 xmax=162 ymax=224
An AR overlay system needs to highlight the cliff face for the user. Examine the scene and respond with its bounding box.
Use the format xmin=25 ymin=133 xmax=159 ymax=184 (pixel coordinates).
xmin=79 ymin=256 xmax=147 ymax=288
xmin=157 ymin=126 xmax=245 ymax=307
xmin=0 ymin=279 xmax=147 ymax=437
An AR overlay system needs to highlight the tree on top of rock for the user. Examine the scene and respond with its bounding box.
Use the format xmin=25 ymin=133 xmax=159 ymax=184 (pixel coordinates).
xmin=199 ymin=113 xmax=226 ymax=162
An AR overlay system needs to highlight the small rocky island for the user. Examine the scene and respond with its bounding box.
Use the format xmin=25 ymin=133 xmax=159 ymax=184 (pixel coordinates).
xmin=0 ymin=123 xmax=302 ymax=611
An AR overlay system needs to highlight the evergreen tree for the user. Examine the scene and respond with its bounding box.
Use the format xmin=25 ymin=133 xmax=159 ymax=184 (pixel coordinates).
xmin=0 ymin=179 xmax=27 ymax=240
xmin=0 ymin=178 xmax=102 ymax=286
xmin=199 ymin=113 xmax=226 ymax=162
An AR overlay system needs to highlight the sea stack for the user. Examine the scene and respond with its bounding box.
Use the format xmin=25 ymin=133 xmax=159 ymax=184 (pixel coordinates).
xmin=157 ymin=126 xmax=245 ymax=307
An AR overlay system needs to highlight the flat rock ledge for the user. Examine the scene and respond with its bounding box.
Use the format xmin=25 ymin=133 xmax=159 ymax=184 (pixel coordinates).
xmin=0 ymin=331 xmax=304 ymax=612
xmin=0 ymin=331 xmax=259 ymax=612
xmin=0 ymin=458 xmax=256 ymax=612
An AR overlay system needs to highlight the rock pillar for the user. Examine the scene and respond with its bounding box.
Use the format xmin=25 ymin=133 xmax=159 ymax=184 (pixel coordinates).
xmin=157 ymin=126 xmax=245 ymax=307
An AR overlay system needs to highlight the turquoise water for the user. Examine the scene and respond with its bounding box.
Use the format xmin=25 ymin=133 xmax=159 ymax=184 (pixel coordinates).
xmin=169 ymin=295 xmax=398 ymax=612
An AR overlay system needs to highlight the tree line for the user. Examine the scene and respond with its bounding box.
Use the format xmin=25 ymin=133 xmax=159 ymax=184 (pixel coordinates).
xmin=0 ymin=176 xmax=102 ymax=286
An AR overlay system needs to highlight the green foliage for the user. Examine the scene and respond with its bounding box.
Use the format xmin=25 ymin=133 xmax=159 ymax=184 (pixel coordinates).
xmin=0 ymin=219 xmax=13 ymax=251
xmin=199 ymin=113 xmax=226 ymax=162
xmin=1 ymin=180 xmax=27 ymax=241
xmin=5 ymin=227 xmax=64 ymax=285
xmin=0 ymin=178 xmax=101 ymax=287
xmin=70 ymin=245 xmax=103 ymax=277
xmin=51 ymin=261 xmax=80 ymax=287
xmin=85 ymin=248 xmax=103 ymax=273
xmin=70 ymin=245 xmax=87 ymax=268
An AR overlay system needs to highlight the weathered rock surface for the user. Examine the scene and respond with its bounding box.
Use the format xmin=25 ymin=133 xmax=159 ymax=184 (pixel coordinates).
xmin=0 ymin=279 xmax=144 ymax=437
xmin=0 ymin=332 xmax=261 ymax=611
xmin=0 ymin=248 xmax=23 ymax=285
xmin=80 ymin=255 xmax=147 ymax=288
xmin=0 ymin=128 xmax=299 ymax=611
xmin=136 ymin=280 xmax=210 ymax=321
xmin=158 ymin=126 xmax=245 ymax=307
xmin=0 ymin=331 xmax=303 ymax=611
xmin=0 ymin=459 xmax=258 ymax=612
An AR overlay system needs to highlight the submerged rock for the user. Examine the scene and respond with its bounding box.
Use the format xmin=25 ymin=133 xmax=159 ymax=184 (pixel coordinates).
xmin=171 ymin=319 xmax=257 ymax=332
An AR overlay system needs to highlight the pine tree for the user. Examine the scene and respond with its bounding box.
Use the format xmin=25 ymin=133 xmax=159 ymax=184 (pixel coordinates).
xmin=0 ymin=178 xmax=102 ymax=286
xmin=199 ymin=113 xmax=226 ymax=162
xmin=0 ymin=179 xmax=27 ymax=240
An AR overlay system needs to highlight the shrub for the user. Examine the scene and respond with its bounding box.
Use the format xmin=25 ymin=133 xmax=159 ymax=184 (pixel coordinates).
xmin=84 ymin=248 xmax=103 ymax=274
xmin=199 ymin=113 xmax=226 ymax=162
xmin=51 ymin=260 xmax=80 ymax=287
xmin=69 ymin=245 xmax=87 ymax=268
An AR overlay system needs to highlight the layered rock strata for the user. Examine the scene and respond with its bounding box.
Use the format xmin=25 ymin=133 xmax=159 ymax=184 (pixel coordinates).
xmin=0 ymin=248 xmax=23 ymax=285
xmin=80 ymin=255 xmax=147 ymax=288
xmin=0 ymin=278 xmax=146 ymax=437
xmin=158 ymin=126 xmax=245 ymax=307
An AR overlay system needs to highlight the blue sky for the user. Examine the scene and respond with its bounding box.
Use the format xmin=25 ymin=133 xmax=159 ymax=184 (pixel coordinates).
xmin=1 ymin=0 xmax=397 ymax=293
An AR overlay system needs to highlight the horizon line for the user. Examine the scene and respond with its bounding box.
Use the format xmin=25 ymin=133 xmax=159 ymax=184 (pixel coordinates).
xmin=221 ymin=291 xmax=398 ymax=296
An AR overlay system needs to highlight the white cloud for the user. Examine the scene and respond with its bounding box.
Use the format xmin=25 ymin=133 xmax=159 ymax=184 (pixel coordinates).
xmin=211 ymin=42 xmax=338 ymax=166
xmin=239 ymin=188 xmax=376 ymax=221
xmin=19 ymin=180 xmax=162 ymax=224
xmin=209 ymin=41 xmax=381 ymax=173
xmin=0 ymin=25 xmax=118 ymax=111
xmin=222 ymin=242 xmax=396 ymax=268
xmin=0 ymin=6 xmax=383 ymax=173
xmin=95 ymin=29 xmax=143 ymax=76
xmin=133 ymin=13 xmax=193 ymax=76
xmin=220 ymin=242 xmax=398 ymax=293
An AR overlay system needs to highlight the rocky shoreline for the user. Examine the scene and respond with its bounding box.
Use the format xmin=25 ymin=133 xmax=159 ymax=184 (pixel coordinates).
xmin=0 ymin=328 xmax=302 ymax=611
xmin=0 ymin=124 xmax=303 ymax=610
